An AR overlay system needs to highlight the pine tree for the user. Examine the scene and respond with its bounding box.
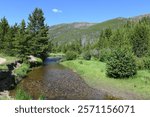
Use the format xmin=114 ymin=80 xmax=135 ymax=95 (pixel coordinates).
xmin=97 ymin=28 xmax=112 ymax=49
xmin=97 ymin=30 xmax=105 ymax=49
xmin=4 ymin=25 xmax=19 ymax=55
xmin=130 ymin=23 xmax=149 ymax=57
xmin=110 ymin=29 xmax=123 ymax=49
xmin=27 ymin=8 xmax=49 ymax=61
xmin=0 ymin=17 xmax=10 ymax=50
xmin=13 ymin=20 xmax=28 ymax=57
xmin=104 ymin=28 xmax=112 ymax=39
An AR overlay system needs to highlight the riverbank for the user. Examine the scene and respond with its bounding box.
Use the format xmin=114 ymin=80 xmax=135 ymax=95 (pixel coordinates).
xmin=10 ymin=61 xmax=109 ymax=100
xmin=0 ymin=54 xmax=18 ymax=70
xmin=0 ymin=54 xmax=43 ymax=100
xmin=61 ymin=60 xmax=150 ymax=99
xmin=0 ymin=54 xmax=21 ymax=93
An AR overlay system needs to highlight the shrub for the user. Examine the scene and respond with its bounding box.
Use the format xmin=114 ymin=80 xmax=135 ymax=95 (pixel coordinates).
xmin=106 ymin=49 xmax=137 ymax=78
xmin=135 ymin=57 xmax=145 ymax=70
xmin=78 ymin=61 xmax=83 ymax=64
xmin=82 ymin=51 xmax=91 ymax=60
xmin=143 ymin=57 xmax=150 ymax=69
xmin=135 ymin=57 xmax=150 ymax=70
xmin=99 ymin=49 xmax=112 ymax=62
xmin=65 ymin=51 xmax=78 ymax=60
xmin=91 ymin=49 xmax=99 ymax=59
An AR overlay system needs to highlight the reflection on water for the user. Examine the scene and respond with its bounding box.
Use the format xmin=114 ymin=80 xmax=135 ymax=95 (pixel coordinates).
xmin=10 ymin=58 xmax=119 ymax=100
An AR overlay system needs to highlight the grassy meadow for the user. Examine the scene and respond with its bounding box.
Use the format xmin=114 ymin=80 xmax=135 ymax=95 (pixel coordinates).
xmin=62 ymin=60 xmax=150 ymax=99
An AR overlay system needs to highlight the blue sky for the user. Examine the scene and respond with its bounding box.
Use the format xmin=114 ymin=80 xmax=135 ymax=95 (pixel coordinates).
xmin=0 ymin=0 xmax=150 ymax=26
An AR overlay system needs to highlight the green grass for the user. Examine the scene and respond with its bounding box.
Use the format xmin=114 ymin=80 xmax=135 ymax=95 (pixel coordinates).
xmin=15 ymin=88 xmax=46 ymax=100
xmin=62 ymin=60 xmax=150 ymax=99
xmin=0 ymin=64 xmax=8 ymax=70
xmin=14 ymin=63 xmax=30 ymax=78
xmin=0 ymin=97 xmax=12 ymax=100
xmin=15 ymin=88 xmax=32 ymax=100
xmin=0 ymin=53 xmax=18 ymax=64
xmin=0 ymin=53 xmax=19 ymax=70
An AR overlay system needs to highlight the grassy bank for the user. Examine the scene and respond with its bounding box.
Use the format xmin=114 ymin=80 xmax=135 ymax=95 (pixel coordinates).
xmin=0 ymin=53 xmax=18 ymax=70
xmin=15 ymin=88 xmax=32 ymax=100
xmin=14 ymin=63 xmax=30 ymax=78
xmin=62 ymin=60 xmax=150 ymax=99
xmin=0 ymin=53 xmax=18 ymax=64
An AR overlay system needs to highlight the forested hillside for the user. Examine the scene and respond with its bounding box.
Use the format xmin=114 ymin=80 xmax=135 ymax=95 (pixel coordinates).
xmin=49 ymin=14 xmax=150 ymax=54
xmin=49 ymin=18 xmax=127 ymax=45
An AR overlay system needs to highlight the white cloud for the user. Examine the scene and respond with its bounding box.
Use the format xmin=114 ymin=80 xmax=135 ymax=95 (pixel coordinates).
xmin=52 ymin=9 xmax=62 ymax=13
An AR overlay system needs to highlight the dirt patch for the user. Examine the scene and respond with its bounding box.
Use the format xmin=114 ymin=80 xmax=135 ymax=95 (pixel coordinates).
xmin=0 ymin=58 xmax=6 ymax=65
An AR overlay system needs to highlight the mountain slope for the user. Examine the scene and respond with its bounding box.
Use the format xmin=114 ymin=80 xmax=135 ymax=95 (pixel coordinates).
xmin=49 ymin=14 xmax=150 ymax=44
xmin=130 ymin=14 xmax=150 ymax=21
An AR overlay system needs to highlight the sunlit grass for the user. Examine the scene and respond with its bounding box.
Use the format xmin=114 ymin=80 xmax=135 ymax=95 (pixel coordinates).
xmin=0 ymin=53 xmax=19 ymax=70
xmin=0 ymin=53 xmax=18 ymax=64
xmin=62 ymin=60 xmax=150 ymax=99
xmin=14 ymin=63 xmax=30 ymax=78
xmin=15 ymin=88 xmax=32 ymax=100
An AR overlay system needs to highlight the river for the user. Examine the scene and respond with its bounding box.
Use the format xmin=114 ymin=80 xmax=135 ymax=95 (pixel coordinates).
xmin=10 ymin=58 xmax=115 ymax=100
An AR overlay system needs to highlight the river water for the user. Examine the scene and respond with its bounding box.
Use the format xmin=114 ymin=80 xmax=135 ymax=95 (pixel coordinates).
xmin=10 ymin=58 xmax=114 ymax=100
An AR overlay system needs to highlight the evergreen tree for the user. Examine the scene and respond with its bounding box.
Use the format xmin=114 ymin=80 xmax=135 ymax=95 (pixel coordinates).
xmin=0 ymin=17 xmax=10 ymax=50
xmin=27 ymin=8 xmax=49 ymax=61
xmin=106 ymin=49 xmax=137 ymax=78
xmin=4 ymin=25 xmax=18 ymax=55
xmin=97 ymin=30 xmax=105 ymax=49
xmin=130 ymin=23 xmax=149 ymax=57
xmin=104 ymin=28 xmax=112 ymax=39
xmin=110 ymin=29 xmax=123 ymax=49
xmin=13 ymin=20 xmax=28 ymax=57
xmin=97 ymin=28 xmax=112 ymax=49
